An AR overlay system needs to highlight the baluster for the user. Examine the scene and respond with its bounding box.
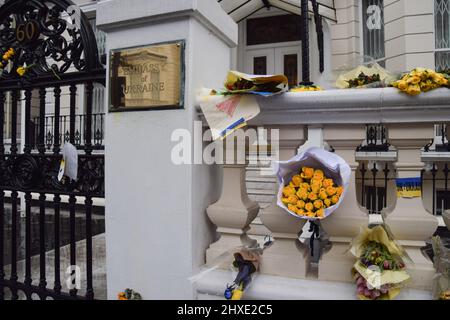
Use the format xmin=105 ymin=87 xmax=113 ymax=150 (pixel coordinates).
xmin=24 ymin=193 xmax=32 ymax=297
xmin=53 ymin=87 xmax=61 ymax=154
xmin=0 ymin=91 xmax=5 ymax=300
xmin=69 ymin=195 xmax=77 ymax=297
xmin=444 ymin=164 xmax=449 ymax=210
xmin=361 ymin=162 xmax=366 ymax=208
xmin=85 ymin=196 xmax=94 ymax=300
xmin=23 ymin=90 xmax=34 ymax=299
xmin=38 ymin=88 xmax=46 ymax=155
xmin=371 ymin=162 xmax=378 ymax=214
xmin=93 ymin=114 xmax=97 ymax=147
xmin=432 ymin=163 xmax=437 ymax=215
xmin=24 ymin=90 xmax=32 ymax=153
xmin=10 ymin=91 xmax=18 ymax=154
xmin=10 ymin=190 xmax=18 ymax=300
xmin=0 ymin=91 xmax=4 ymax=154
xmin=101 ymin=114 xmax=104 ymax=147
xmin=9 ymin=90 xmax=19 ymax=300
xmin=383 ymin=163 xmax=389 ymax=208
xmin=85 ymin=82 xmax=94 ymax=155
xmin=53 ymin=194 xmax=61 ymax=295
xmin=38 ymin=193 xmax=47 ymax=293
xmin=0 ymin=188 xmax=3 ymax=301
xmin=69 ymin=85 xmax=76 ymax=144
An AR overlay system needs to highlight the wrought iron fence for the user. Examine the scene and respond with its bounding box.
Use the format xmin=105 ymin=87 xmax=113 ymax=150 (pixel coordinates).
xmin=31 ymin=113 xmax=105 ymax=151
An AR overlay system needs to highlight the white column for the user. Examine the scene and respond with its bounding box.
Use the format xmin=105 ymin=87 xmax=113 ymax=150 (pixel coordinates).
xmin=384 ymin=195 xmax=438 ymax=290
xmin=97 ymin=0 xmax=237 ymax=299
xmin=319 ymin=126 xmax=369 ymax=282
xmin=206 ymin=164 xmax=259 ymax=266
xmin=259 ymin=126 xmax=309 ymax=278
xmin=259 ymin=183 xmax=310 ymax=279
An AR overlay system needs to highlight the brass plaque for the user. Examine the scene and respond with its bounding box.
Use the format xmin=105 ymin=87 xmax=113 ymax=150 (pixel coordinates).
xmin=109 ymin=41 xmax=184 ymax=111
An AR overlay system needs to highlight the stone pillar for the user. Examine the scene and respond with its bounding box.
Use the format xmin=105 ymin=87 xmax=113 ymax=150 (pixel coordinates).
xmin=259 ymin=183 xmax=310 ymax=279
xmin=319 ymin=125 xmax=369 ymax=282
xmin=97 ymin=0 xmax=237 ymax=299
xmin=206 ymin=164 xmax=259 ymax=265
xmin=384 ymin=197 xmax=438 ymax=290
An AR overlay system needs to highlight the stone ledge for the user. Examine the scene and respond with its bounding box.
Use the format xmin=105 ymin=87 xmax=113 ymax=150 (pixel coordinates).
xmin=249 ymin=88 xmax=450 ymax=125
xmin=195 ymin=268 xmax=432 ymax=300
xmin=197 ymin=88 xmax=450 ymax=126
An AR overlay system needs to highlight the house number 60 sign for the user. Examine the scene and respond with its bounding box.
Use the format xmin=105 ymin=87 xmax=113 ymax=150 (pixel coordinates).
xmin=16 ymin=20 xmax=40 ymax=43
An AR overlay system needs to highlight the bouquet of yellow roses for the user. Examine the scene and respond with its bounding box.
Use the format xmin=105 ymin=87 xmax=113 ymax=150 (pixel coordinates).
xmin=392 ymin=68 xmax=449 ymax=95
xmin=276 ymin=147 xmax=351 ymax=220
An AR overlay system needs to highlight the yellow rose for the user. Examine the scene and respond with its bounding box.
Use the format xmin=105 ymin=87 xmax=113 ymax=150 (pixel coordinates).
xmin=282 ymin=186 xmax=296 ymax=197
xmin=301 ymin=167 xmax=314 ymax=179
xmin=297 ymin=209 xmax=306 ymax=216
xmin=319 ymin=190 xmax=328 ymax=200
xmin=331 ymin=195 xmax=340 ymax=204
xmin=296 ymin=188 xmax=308 ymax=200
xmin=300 ymin=183 xmax=311 ymax=191
xmin=16 ymin=66 xmax=26 ymax=77
xmin=326 ymin=186 xmax=337 ymax=196
xmin=310 ymin=178 xmax=322 ymax=188
xmin=322 ymin=178 xmax=334 ymax=188
xmin=314 ymin=199 xmax=323 ymax=209
xmin=305 ymin=203 xmax=314 ymax=212
xmin=297 ymin=200 xmax=306 ymax=209
xmin=288 ymin=204 xmax=297 ymax=213
xmin=291 ymin=175 xmax=303 ymax=187
xmin=316 ymin=209 xmax=325 ymax=218
xmin=406 ymin=84 xmax=421 ymax=95
xmin=407 ymin=76 xmax=421 ymax=84
xmin=287 ymin=195 xmax=299 ymax=205
xmin=336 ymin=186 xmax=344 ymax=196
xmin=308 ymin=192 xmax=318 ymax=201
xmin=281 ymin=197 xmax=290 ymax=205
xmin=311 ymin=184 xmax=321 ymax=194
xmin=324 ymin=198 xmax=331 ymax=207
xmin=313 ymin=169 xmax=324 ymax=181
xmin=397 ymin=80 xmax=408 ymax=91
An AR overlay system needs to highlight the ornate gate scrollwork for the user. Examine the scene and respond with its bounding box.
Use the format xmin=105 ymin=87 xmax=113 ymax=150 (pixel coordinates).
xmin=0 ymin=0 xmax=104 ymax=84
xmin=12 ymin=154 xmax=39 ymax=189
xmin=0 ymin=0 xmax=105 ymax=301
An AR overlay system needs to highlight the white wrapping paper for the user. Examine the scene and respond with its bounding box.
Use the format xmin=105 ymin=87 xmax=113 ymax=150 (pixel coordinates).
xmin=275 ymin=147 xmax=351 ymax=220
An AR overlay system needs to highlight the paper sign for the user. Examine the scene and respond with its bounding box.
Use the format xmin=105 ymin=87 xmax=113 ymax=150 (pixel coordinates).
xmin=59 ymin=143 xmax=78 ymax=181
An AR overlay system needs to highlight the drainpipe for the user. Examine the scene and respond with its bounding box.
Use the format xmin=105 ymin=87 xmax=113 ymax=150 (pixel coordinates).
xmin=300 ymin=0 xmax=313 ymax=85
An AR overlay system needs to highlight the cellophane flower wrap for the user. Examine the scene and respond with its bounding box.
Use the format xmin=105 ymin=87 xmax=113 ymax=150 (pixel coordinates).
xmin=350 ymin=225 xmax=411 ymax=300
xmin=334 ymin=56 xmax=396 ymax=89
xmin=431 ymin=236 xmax=450 ymax=300
xmin=275 ymin=147 xmax=351 ymax=220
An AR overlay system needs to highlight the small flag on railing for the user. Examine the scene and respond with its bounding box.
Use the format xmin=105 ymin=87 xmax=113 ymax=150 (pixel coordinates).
xmin=396 ymin=177 xmax=421 ymax=198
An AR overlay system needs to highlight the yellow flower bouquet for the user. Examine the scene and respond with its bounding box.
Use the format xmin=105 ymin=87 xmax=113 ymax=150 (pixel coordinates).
xmin=392 ymin=68 xmax=449 ymax=95
xmin=276 ymin=147 xmax=351 ymax=220
xmin=350 ymin=225 xmax=411 ymax=300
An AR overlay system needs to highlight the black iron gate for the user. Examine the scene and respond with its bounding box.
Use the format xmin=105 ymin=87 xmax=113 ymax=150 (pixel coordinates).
xmin=0 ymin=0 xmax=105 ymax=300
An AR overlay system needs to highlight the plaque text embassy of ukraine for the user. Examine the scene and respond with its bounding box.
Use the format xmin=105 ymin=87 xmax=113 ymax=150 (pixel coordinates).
xmin=109 ymin=40 xmax=185 ymax=111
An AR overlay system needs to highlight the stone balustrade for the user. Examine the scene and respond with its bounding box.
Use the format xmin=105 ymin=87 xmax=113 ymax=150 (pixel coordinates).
xmin=198 ymin=87 xmax=450 ymax=298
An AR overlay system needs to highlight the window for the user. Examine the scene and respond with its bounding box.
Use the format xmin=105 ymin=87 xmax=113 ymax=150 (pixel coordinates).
xmin=435 ymin=0 xmax=450 ymax=71
xmin=362 ymin=0 xmax=385 ymax=66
